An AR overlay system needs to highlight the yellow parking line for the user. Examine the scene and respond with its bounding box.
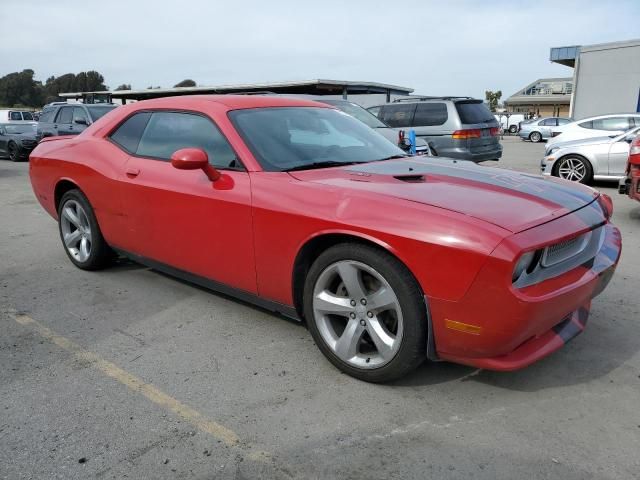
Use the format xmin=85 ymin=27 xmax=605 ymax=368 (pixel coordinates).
xmin=13 ymin=314 xmax=240 ymax=446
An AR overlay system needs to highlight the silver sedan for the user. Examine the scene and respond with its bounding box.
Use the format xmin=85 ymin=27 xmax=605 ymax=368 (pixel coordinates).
xmin=540 ymin=127 xmax=640 ymax=184
xmin=519 ymin=117 xmax=571 ymax=143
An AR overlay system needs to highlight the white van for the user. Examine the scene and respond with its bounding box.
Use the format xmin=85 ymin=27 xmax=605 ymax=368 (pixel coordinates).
xmin=0 ymin=110 xmax=35 ymax=123
xmin=494 ymin=113 xmax=527 ymax=134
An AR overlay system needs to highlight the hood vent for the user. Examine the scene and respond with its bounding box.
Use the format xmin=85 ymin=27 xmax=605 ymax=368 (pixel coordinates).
xmin=394 ymin=174 xmax=426 ymax=183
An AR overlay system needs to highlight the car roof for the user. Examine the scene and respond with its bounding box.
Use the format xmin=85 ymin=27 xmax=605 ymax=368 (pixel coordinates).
xmin=578 ymin=113 xmax=640 ymax=121
xmin=128 ymin=95 xmax=333 ymax=111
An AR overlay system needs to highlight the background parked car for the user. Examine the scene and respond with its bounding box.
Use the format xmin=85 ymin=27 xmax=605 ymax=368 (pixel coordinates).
xmin=0 ymin=123 xmax=38 ymax=161
xmin=619 ymin=135 xmax=640 ymax=202
xmin=541 ymin=126 xmax=640 ymax=184
xmin=367 ymin=97 xmax=502 ymax=162
xmin=547 ymin=113 xmax=640 ymax=147
xmin=36 ymin=103 xmax=118 ymax=141
xmin=308 ymin=98 xmax=430 ymax=155
xmin=519 ymin=117 xmax=572 ymax=143
xmin=0 ymin=109 xmax=35 ymax=123
xmin=494 ymin=113 xmax=526 ymax=134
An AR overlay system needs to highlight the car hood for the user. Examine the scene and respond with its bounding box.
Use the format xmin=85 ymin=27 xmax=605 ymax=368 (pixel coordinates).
xmin=547 ymin=135 xmax=613 ymax=152
xmin=289 ymin=157 xmax=599 ymax=233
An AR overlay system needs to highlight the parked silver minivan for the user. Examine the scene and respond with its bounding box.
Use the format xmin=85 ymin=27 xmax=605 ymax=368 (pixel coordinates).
xmin=367 ymin=97 xmax=502 ymax=162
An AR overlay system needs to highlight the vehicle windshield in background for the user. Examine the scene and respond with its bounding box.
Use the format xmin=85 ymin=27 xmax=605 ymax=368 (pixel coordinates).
xmin=321 ymin=100 xmax=388 ymax=129
xmin=229 ymin=107 xmax=405 ymax=171
xmin=3 ymin=124 xmax=36 ymax=134
xmin=455 ymin=101 xmax=495 ymax=124
xmin=87 ymin=105 xmax=117 ymax=121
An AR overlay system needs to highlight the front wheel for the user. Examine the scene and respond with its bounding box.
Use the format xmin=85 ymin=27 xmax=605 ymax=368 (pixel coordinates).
xmin=58 ymin=189 xmax=113 ymax=270
xmin=508 ymin=125 xmax=518 ymax=134
xmin=8 ymin=142 xmax=19 ymax=162
xmin=304 ymin=243 xmax=428 ymax=382
xmin=554 ymin=155 xmax=593 ymax=184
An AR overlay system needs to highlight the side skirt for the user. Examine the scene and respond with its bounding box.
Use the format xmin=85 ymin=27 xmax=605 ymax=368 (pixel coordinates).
xmin=112 ymin=248 xmax=301 ymax=322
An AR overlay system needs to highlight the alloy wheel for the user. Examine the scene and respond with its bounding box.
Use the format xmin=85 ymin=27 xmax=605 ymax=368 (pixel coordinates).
xmin=312 ymin=260 xmax=403 ymax=369
xmin=60 ymin=199 xmax=92 ymax=262
xmin=8 ymin=144 xmax=17 ymax=161
xmin=557 ymin=157 xmax=587 ymax=182
xmin=530 ymin=132 xmax=542 ymax=143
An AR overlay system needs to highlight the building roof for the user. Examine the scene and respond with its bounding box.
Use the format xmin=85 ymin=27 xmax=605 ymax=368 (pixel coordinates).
xmin=59 ymin=78 xmax=414 ymax=101
xmin=504 ymin=77 xmax=573 ymax=105
xmin=551 ymin=38 xmax=640 ymax=67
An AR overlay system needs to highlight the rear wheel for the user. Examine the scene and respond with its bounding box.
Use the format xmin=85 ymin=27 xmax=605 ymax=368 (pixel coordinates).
xmin=554 ymin=155 xmax=593 ymax=184
xmin=304 ymin=243 xmax=427 ymax=382
xmin=58 ymin=189 xmax=113 ymax=270
xmin=508 ymin=125 xmax=518 ymax=134
xmin=529 ymin=131 xmax=542 ymax=143
xmin=8 ymin=142 xmax=18 ymax=162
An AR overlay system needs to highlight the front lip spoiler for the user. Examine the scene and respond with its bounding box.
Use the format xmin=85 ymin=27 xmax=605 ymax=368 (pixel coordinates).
xmin=438 ymin=305 xmax=590 ymax=371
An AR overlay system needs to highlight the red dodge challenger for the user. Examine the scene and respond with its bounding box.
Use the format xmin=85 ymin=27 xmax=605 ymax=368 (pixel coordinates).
xmin=29 ymin=96 xmax=622 ymax=382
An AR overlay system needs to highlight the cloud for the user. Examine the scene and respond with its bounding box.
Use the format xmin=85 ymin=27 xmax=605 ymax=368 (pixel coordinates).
xmin=1 ymin=0 xmax=638 ymax=98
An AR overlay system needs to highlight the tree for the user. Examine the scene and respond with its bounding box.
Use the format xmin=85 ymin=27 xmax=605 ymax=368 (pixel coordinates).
xmin=485 ymin=90 xmax=502 ymax=112
xmin=0 ymin=69 xmax=44 ymax=107
xmin=174 ymin=79 xmax=196 ymax=88
xmin=115 ymin=84 xmax=132 ymax=91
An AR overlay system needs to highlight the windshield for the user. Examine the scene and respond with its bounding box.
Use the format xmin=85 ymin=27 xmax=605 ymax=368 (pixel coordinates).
xmin=2 ymin=124 xmax=36 ymax=134
xmin=87 ymin=105 xmax=117 ymax=121
xmin=229 ymin=107 xmax=405 ymax=172
xmin=321 ymin=100 xmax=388 ymax=129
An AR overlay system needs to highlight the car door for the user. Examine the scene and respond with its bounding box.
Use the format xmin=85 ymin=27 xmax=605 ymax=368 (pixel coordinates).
xmin=54 ymin=106 xmax=74 ymax=136
xmin=0 ymin=127 xmax=7 ymax=157
xmin=110 ymin=110 xmax=257 ymax=294
xmin=70 ymin=107 xmax=90 ymax=135
xmin=538 ymin=118 xmax=556 ymax=137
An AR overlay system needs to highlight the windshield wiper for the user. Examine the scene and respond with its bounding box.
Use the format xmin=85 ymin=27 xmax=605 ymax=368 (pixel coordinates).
xmin=283 ymin=161 xmax=362 ymax=172
xmin=377 ymin=154 xmax=410 ymax=161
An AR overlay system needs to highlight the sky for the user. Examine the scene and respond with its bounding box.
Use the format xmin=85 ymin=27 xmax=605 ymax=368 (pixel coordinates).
xmin=2 ymin=0 xmax=639 ymax=99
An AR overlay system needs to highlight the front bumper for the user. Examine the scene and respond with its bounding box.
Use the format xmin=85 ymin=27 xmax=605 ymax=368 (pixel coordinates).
xmin=430 ymin=210 xmax=621 ymax=371
xmin=540 ymin=155 xmax=553 ymax=176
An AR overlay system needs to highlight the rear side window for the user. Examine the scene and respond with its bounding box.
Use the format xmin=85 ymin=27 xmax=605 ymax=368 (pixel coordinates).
xmin=540 ymin=118 xmax=557 ymax=126
xmin=591 ymin=117 xmax=631 ymax=131
xmin=412 ymin=103 xmax=448 ymax=126
xmin=380 ymin=104 xmax=416 ymax=128
xmin=135 ymin=111 xmax=238 ymax=169
xmin=22 ymin=112 xmax=33 ymax=120
xmin=455 ymin=101 xmax=495 ymax=124
xmin=56 ymin=107 xmax=73 ymax=124
xmin=110 ymin=112 xmax=152 ymax=153
xmin=9 ymin=111 xmax=22 ymax=120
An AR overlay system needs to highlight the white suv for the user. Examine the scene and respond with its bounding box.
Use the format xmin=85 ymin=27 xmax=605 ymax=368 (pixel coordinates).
xmin=547 ymin=113 xmax=640 ymax=147
xmin=0 ymin=109 xmax=35 ymax=123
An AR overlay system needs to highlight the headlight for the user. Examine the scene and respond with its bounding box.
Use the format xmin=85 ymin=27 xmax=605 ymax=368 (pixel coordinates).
xmin=512 ymin=251 xmax=538 ymax=282
xmin=546 ymin=147 xmax=559 ymax=156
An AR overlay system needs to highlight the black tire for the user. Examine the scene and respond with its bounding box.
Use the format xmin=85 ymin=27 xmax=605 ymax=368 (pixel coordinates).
xmin=508 ymin=125 xmax=518 ymax=134
xmin=553 ymin=155 xmax=594 ymax=185
xmin=8 ymin=142 xmax=19 ymax=162
xmin=57 ymin=189 xmax=113 ymax=270
xmin=529 ymin=131 xmax=542 ymax=143
xmin=303 ymin=243 xmax=428 ymax=383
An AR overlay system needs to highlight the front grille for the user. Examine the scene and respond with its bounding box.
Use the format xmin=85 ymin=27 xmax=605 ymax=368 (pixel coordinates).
xmin=541 ymin=232 xmax=590 ymax=267
xmin=21 ymin=140 xmax=37 ymax=148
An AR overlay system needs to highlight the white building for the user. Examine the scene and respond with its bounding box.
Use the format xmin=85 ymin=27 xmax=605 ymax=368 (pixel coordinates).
xmin=551 ymin=39 xmax=640 ymax=119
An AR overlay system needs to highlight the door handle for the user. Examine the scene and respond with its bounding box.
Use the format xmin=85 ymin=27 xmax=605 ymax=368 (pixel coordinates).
xmin=126 ymin=167 xmax=140 ymax=178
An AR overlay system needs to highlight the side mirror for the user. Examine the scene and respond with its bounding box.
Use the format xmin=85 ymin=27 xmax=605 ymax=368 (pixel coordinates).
xmin=171 ymin=148 xmax=220 ymax=181
xmin=74 ymin=118 xmax=88 ymax=125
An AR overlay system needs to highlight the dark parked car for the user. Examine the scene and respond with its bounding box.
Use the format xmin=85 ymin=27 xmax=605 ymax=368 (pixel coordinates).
xmin=0 ymin=123 xmax=38 ymax=161
xmin=36 ymin=103 xmax=118 ymax=141
xmin=368 ymin=97 xmax=502 ymax=162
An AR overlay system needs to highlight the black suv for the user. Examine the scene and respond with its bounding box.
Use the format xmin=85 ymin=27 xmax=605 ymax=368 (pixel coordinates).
xmin=36 ymin=103 xmax=118 ymax=141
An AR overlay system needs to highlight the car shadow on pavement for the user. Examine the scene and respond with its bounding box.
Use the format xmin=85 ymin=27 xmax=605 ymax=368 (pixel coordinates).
xmin=393 ymin=313 xmax=638 ymax=392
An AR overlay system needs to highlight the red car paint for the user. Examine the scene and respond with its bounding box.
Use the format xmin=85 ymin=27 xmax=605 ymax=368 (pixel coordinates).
xmin=624 ymin=136 xmax=640 ymax=202
xmin=28 ymin=95 xmax=621 ymax=371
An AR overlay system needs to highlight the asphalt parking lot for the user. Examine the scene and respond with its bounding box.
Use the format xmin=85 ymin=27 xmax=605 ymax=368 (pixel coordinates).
xmin=1 ymin=136 xmax=639 ymax=480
